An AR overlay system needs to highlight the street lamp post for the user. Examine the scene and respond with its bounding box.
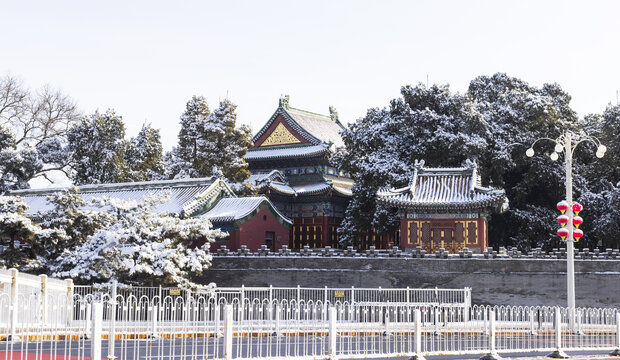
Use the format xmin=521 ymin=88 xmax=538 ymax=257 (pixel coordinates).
xmin=526 ymin=130 xmax=606 ymax=331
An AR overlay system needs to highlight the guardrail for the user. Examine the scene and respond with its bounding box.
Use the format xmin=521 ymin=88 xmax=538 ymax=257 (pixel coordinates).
xmin=0 ymin=294 xmax=618 ymax=360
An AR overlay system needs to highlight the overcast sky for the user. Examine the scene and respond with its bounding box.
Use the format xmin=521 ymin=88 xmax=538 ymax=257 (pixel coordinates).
xmin=1 ymin=0 xmax=619 ymax=151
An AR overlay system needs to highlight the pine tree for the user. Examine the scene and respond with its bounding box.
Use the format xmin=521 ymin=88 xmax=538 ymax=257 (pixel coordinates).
xmin=0 ymin=125 xmax=43 ymax=193
xmin=125 ymin=124 xmax=165 ymax=181
xmin=167 ymin=97 xmax=252 ymax=183
xmin=52 ymin=192 xmax=223 ymax=286
xmin=0 ymin=195 xmax=41 ymax=268
xmin=67 ymin=110 xmax=128 ymax=185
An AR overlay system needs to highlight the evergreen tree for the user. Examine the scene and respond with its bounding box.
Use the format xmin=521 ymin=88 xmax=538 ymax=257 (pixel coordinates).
xmin=468 ymin=73 xmax=579 ymax=251
xmin=67 ymin=110 xmax=128 ymax=185
xmin=52 ymin=192 xmax=222 ymax=286
xmin=0 ymin=125 xmax=43 ymax=193
xmin=0 ymin=196 xmax=41 ymax=268
xmin=333 ymin=84 xmax=487 ymax=246
xmin=166 ymin=96 xmax=210 ymax=179
xmin=167 ymin=97 xmax=252 ymax=183
xmin=125 ymin=124 xmax=165 ymax=181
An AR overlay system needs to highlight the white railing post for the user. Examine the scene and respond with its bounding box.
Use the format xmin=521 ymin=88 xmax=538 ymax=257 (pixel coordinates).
xmin=9 ymin=268 xmax=18 ymax=341
xmin=85 ymin=303 xmax=92 ymax=338
xmin=224 ymin=304 xmax=233 ymax=360
xmin=269 ymin=285 xmax=273 ymax=304
xmin=414 ymin=309 xmax=426 ymax=360
xmin=350 ymin=286 xmax=355 ymax=321
xmin=297 ymin=285 xmax=300 ymax=303
xmin=107 ymin=280 xmax=117 ymax=359
xmin=547 ymin=307 xmax=568 ymax=358
xmin=150 ymin=304 xmax=159 ymax=338
xmin=324 ymin=286 xmax=328 ymax=320
xmin=530 ymin=308 xmax=537 ymax=335
xmin=240 ymin=285 xmax=245 ymax=320
xmin=465 ymin=287 xmax=471 ymax=322
xmin=609 ymin=313 xmax=620 ymax=356
xmin=214 ymin=304 xmax=221 ymax=337
xmin=66 ymin=278 xmax=74 ymax=326
xmin=91 ymin=302 xmax=103 ymax=360
xmin=274 ymin=304 xmax=281 ymax=336
xmin=480 ymin=310 xmax=501 ymax=360
xmin=329 ymin=306 xmax=337 ymax=359
xmin=39 ymin=274 xmax=47 ymax=326
xmin=433 ymin=306 xmax=440 ymax=335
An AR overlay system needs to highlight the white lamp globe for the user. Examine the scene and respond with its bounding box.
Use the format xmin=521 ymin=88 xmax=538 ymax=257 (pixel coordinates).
xmin=554 ymin=143 xmax=564 ymax=153
xmin=550 ymin=152 xmax=559 ymax=161
xmin=526 ymin=148 xmax=535 ymax=157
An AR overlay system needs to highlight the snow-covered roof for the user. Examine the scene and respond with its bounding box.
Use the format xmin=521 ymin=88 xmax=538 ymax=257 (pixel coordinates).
xmin=10 ymin=177 xmax=235 ymax=217
xmin=260 ymin=181 xmax=352 ymax=197
xmin=199 ymin=196 xmax=291 ymax=225
xmin=247 ymin=96 xmax=345 ymax=162
xmin=285 ymin=107 xmax=345 ymax=148
xmin=245 ymin=144 xmax=329 ymax=161
xmin=377 ymin=161 xmax=507 ymax=211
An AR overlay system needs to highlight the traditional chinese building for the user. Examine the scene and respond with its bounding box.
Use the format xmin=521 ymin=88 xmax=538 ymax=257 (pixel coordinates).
xmin=10 ymin=177 xmax=291 ymax=252
xmin=245 ymin=96 xmax=353 ymax=248
xmin=377 ymin=160 xmax=507 ymax=253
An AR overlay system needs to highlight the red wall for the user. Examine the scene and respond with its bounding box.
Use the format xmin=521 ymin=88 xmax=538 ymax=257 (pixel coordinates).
xmin=210 ymin=206 xmax=290 ymax=252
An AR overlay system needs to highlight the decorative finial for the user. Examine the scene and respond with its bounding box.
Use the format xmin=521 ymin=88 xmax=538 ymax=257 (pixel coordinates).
xmin=329 ymin=105 xmax=339 ymax=122
xmin=414 ymin=159 xmax=425 ymax=169
xmin=279 ymin=95 xmax=290 ymax=109
xmin=464 ymin=159 xmax=477 ymax=169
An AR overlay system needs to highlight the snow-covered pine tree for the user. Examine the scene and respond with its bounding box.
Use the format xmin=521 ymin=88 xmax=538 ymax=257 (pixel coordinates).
xmin=125 ymin=124 xmax=165 ymax=181
xmin=333 ymin=83 xmax=487 ymax=246
xmin=166 ymin=96 xmax=210 ymax=179
xmin=52 ymin=192 xmax=222 ymax=286
xmin=0 ymin=195 xmax=41 ymax=268
xmin=166 ymin=97 xmax=252 ymax=184
xmin=468 ymin=73 xmax=579 ymax=251
xmin=0 ymin=125 xmax=43 ymax=193
xmin=200 ymin=99 xmax=252 ymax=183
xmin=67 ymin=110 xmax=128 ymax=185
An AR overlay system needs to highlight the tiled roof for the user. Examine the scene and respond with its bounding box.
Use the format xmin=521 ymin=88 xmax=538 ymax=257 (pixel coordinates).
xmin=286 ymin=107 xmax=345 ymax=148
xmin=10 ymin=177 xmax=235 ymax=217
xmin=377 ymin=161 xmax=507 ymax=211
xmin=245 ymin=144 xmax=329 ymax=161
xmin=199 ymin=196 xmax=291 ymax=224
xmin=249 ymin=97 xmax=346 ymax=160
xmin=264 ymin=181 xmax=352 ymax=197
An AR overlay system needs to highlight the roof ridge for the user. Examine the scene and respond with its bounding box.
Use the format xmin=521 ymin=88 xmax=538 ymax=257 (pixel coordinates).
xmin=10 ymin=176 xmax=218 ymax=196
xmin=286 ymin=106 xmax=333 ymax=122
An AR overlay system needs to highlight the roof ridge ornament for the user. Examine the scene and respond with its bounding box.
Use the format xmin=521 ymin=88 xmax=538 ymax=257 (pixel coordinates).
xmin=279 ymin=94 xmax=290 ymax=109
xmin=329 ymin=105 xmax=339 ymax=123
xmin=463 ymin=158 xmax=477 ymax=169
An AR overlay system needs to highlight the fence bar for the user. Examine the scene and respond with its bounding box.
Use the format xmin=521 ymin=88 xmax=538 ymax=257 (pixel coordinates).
xmin=414 ymin=309 xmax=425 ymax=360
xmin=9 ymin=268 xmax=17 ymax=341
xmin=107 ymin=280 xmax=117 ymax=360
xmin=480 ymin=310 xmax=502 ymax=360
xmin=224 ymin=304 xmax=233 ymax=360
xmin=91 ymin=302 xmax=103 ymax=360
xmin=66 ymin=278 xmax=73 ymax=326
xmin=548 ymin=307 xmax=568 ymax=359
xmin=40 ymin=274 xmax=48 ymax=326
xmin=611 ymin=313 xmax=620 ymax=356
xmin=329 ymin=306 xmax=337 ymax=359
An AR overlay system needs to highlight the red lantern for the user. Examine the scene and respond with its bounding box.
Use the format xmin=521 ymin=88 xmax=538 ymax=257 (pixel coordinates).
xmin=573 ymin=228 xmax=584 ymax=241
xmin=557 ymin=227 xmax=569 ymax=240
xmin=557 ymin=215 xmax=569 ymax=227
xmin=572 ymin=202 xmax=583 ymax=215
xmin=557 ymin=200 xmax=569 ymax=214
xmin=572 ymin=216 xmax=583 ymax=228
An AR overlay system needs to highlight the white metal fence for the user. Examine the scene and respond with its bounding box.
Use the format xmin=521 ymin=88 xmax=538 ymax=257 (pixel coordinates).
xmin=0 ymin=269 xmax=619 ymax=359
